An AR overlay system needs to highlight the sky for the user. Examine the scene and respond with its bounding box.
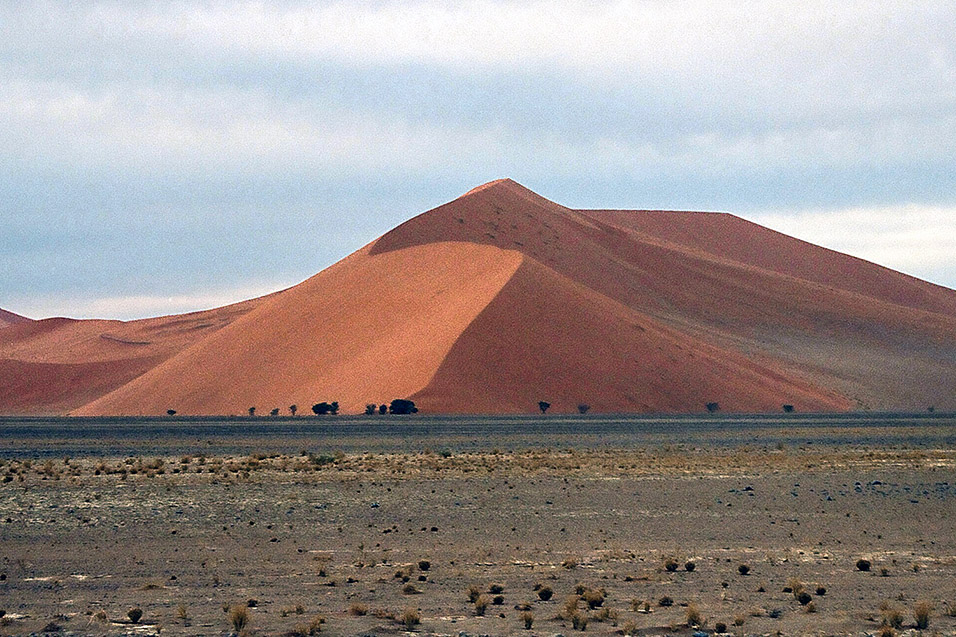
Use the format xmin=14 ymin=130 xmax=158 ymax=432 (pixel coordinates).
xmin=2 ymin=1 xmax=955 ymax=320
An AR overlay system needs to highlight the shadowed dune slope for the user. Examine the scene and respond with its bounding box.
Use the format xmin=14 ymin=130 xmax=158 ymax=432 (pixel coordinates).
xmin=75 ymin=243 xmax=525 ymax=416
xmin=411 ymin=257 xmax=850 ymax=413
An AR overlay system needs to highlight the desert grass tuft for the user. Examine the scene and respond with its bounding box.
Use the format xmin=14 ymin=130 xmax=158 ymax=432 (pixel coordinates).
xmin=467 ymin=584 xmax=482 ymax=603
xmin=400 ymin=607 xmax=420 ymax=630
xmin=474 ymin=595 xmax=489 ymax=616
xmin=913 ymin=600 xmax=932 ymax=629
xmin=685 ymin=603 xmax=703 ymax=627
xmin=520 ymin=610 xmax=533 ymax=629
xmin=229 ymin=605 xmax=251 ymax=632
xmin=348 ymin=602 xmax=368 ymax=616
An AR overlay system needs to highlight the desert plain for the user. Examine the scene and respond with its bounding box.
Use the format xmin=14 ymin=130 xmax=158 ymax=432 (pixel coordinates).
xmin=1 ymin=413 xmax=955 ymax=637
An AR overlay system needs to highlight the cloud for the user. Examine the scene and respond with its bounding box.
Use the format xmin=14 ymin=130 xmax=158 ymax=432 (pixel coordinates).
xmin=9 ymin=282 xmax=293 ymax=321
xmin=750 ymin=204 xmax=956 ymax=287
xmin=1 ymin=2 xmax=955 ymax=317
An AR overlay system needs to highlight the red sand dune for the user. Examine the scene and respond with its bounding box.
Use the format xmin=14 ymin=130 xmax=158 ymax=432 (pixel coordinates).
xmin=0 ymin=308 xmax=31 ymax=329
xmin=4 ymin=179 xmax=956 ymax=415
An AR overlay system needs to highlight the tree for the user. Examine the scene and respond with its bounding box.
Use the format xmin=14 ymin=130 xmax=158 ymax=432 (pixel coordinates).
xmin=365 ymin=403 xmax=377 ymax=415
xmin=270 ymin=408 xmax=279 ymax=416
xmin=782 ymin=404 xmax=794 ymax=413
xmin=379 ymin=404 xmax=388 ymax=415
xmin=290 ymin=404 xmax=297 ymax=416
xmin=705 ymin=402 xmax=720 ymax=413
xmin=330 ymin=401 xmax=339 ymax=415
xmin=166 ymin=409 xmax=177 ymax=416
xmin=577 ymin=404 xmax=590 ymax=414
xmin=538 ymin=401 xmax=550 ymax=414
xmin=312 ymin=402 xmax=334 ymax=415
xmin=389 ymin=399 xmax=418 ymax=415
xmin=248 ymin=407 xmax=256 ymax=417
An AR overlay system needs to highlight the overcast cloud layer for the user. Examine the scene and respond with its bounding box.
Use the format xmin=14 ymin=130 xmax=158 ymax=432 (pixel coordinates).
xmin=2 ymin=2 xmax=955 ymax=319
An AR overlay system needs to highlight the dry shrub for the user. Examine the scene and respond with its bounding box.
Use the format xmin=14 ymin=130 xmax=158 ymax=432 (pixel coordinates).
xmin=474 ymin=595 xmax=489 ymax=616
xmin=400 ymin=608 xmax=420 ymax=630
xmin=489 ymin=583 xmax=504 ymax=594
xmin=570 ymin=609 xmax=588 ymax=631
xmin=664 ymin=558 xmax=679 ymax=572
xmin=593 ymin=606 xmax=618 ymax=623
xmin=856 ymin=558 xmax=871 ymax=572
xmin=467 ymin=584 xmax=482 ymax=603
xmin=229 ymin=605 xmax=251 ymax=632
xmin=622 ymin=620 xmax=638 ymax=636
xmin=881 ymin=604 xmax=904 ymax=629
xmin=562 ymin=557 xmax=579 ymax=569
xmin=658 ymin=596 xmax=673 ymax=607
xmin=402 ymin=583 xmax=420 ymax=595
xmin=714 ymin=621 xmax=727 ymax=633
xmin=877 ymin=625 xmax=896 ymax=637
xmin=582 ymin=588 xmax=605 ymax=609
xmin=348 ymin=602 xmax=368 ymax=616
xmin=520 ymin=610 xmax=533 ymax=629
xmin=787 ymin=578 xmax=805 ymax=598
xmin=563 ymin=595 xmax=581 ymax=619
xmin=685 ymin=603 xmax=703 ymax=627
xmin=914 ymin=600 xmax=932 ymax=629
xmin=733 ymin=613 xmax=746 ymax=626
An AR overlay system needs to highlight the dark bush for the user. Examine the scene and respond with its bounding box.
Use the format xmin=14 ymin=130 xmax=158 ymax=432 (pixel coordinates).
xmin=782 ymin=404 xmax=794 ymax=413
xmin=389 ymin=399 xmax=418 ymax=415
xmin=797 ymin=592 xmax=812 ymax=605
xmin=684 ymin=561 xmax=696 ymax=572
xmin=365 ymin=404 xmax=376 ymax=415
xmin=538 ymin=401 xmax=550 ymax=414
xmin=715 ymin=621 xmax=727 ymax=633
xmin=166 ymin=409 xmax=176 ymax=416
xmin=127 ymin=608 xmax=143 ymax=624
xmin=856 ymin=559 xmax=871 ymax=572
xmin=312 ymin=401 xmax=339 ymax=415
xmin=577 ymin=404 xmax=590 ymax=414
xmin=706 ymin=402 xmax=720 ymax=413
xmin=537 ymin=586 xmax=553 ymax=601
xmin=248 ymin=407 xmax=256 ymax=417
xmin=664 ymin=558 xmax=679 ymax=572
xmin=290 ymin=404 xmax=297 ymax=416
xmin=658 ymin=596 xmax=673 ymax=607
xmin=379 ymin=404 xmax=387 ymax=415
xmin=270 ymin=408 xmax=279 ymax=416
xmin=738 ymin=564 xmax=751 ymax=575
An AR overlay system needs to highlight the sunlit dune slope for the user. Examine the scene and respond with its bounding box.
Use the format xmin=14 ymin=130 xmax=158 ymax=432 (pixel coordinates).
xmin=74 ymin=243 xmax=525 ymax=416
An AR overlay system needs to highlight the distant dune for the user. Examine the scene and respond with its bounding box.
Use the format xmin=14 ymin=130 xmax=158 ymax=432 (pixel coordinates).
xmin=4 ymin=179 xmax=956 ymax=415
xmin=0 ymin=308 xmax=31 ymax=329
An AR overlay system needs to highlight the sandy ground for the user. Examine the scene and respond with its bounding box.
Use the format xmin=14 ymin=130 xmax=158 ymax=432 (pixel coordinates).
xmin=1 ymin=415 xmax=955 ymax=636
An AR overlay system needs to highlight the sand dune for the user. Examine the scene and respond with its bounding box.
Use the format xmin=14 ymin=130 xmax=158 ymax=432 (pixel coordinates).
xmin=5 ymin=179 xmax=956 ymax=415
xmin=0 ymin=298 xmax=265 ymax=413
xmin=0 ymin=308 xmax=31 ymax=329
